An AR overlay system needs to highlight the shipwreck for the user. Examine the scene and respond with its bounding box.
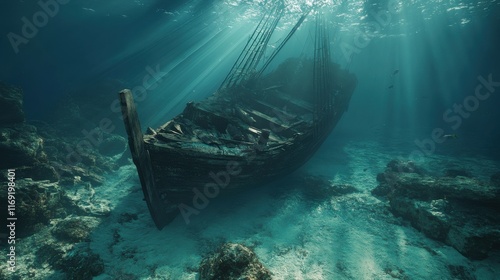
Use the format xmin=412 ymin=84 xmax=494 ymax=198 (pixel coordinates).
xmin=120 ymin=3 xmax=357 ymax=229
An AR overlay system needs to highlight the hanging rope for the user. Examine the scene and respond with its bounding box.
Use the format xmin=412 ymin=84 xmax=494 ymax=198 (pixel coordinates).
xmin=219 ymin=1 xmax=285 ymax=90
xmin=257 ymin=8 xmax=312 ymax=78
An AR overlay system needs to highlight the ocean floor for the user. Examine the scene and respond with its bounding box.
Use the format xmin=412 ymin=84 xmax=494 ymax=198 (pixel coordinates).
xmin=2 ymin=138 xmax=500 ymax=280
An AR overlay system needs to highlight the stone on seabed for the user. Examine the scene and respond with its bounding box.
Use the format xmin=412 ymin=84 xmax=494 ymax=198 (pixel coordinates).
xmin=199 ymin=243 xmax=272 ymax=280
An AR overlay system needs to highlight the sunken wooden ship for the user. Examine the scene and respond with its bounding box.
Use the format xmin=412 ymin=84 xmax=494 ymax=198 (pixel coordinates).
xmin=120 ymin=4 xmax=357 ymax=229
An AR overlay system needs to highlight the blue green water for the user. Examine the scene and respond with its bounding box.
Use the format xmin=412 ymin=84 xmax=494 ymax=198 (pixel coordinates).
xmin=1 ymin=0 xmax=499 ymax=159
xmin=1 ymin=1 xmax=500 ymax=279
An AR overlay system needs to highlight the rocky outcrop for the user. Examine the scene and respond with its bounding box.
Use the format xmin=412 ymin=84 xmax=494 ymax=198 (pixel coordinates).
xmin=0 ymin=83 xmax=54 ymax=177
xmin=37 ymin=126 xmax=129 ymax=186
xmin=0 ymin=124 xmax=47 ymax=169
xmin=372 ymin=160 xmax=500 ymax=260
xmin=199 ymin=243 xmax=272 ymax=280
xmin=0 ymin=82 xmax=24 ymax=125
xmin=0 ymin=83 xmax=125 ymax=279
xmin=0 ymin=179 xmax=83 ymax=237
xmin=0 ymin=82 xmax=127 ymax=187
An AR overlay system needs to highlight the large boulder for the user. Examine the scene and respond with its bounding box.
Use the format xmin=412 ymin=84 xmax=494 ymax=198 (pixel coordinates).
xmin=199 ymin=243 xmax=272 ymax=280
xmin=373 ymin=160 xmax=500 ymax=260
xmin=0 ymin=82 xmax=24 ymax=125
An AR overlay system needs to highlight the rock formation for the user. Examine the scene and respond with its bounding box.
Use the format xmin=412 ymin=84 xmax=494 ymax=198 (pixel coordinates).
xmin=372 ymin=160 xmax=500 ymax=260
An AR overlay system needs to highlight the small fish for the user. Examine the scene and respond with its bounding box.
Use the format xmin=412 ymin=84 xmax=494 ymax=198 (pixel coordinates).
xmin=442 ymin=134 xmax=458 ymax=139
xmin=388 ymin=85 xmax=394 ymax=89
xmin=393 ymin=69 xmax=399 ymax=75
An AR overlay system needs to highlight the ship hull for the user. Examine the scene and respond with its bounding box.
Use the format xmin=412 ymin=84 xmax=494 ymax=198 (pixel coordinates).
xmin=120 ymin=58 xmax=356 ymax=229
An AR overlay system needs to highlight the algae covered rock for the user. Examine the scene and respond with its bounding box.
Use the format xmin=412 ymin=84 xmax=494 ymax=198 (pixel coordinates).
xmin=199 ymin=243 xmax=272 ymax=280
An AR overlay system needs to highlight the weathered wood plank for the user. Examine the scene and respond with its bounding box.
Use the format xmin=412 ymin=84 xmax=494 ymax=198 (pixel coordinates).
xmin=119 ymin=89 xmax=177 ymax=230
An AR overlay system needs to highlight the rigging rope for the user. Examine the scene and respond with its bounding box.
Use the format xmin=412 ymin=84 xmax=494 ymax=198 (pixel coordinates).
xmin=219 ymin=1 xmax=285 ymax=90
xmin=257 ymin=8 xmax=312 ymax=78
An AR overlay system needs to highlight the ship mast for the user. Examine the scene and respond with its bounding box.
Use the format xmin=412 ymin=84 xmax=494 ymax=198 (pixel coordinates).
xmin=312 ymin=10 xmax=334 ymax=138
xmin=257 ymin=8 xmax=312 ymax=78
xmin=219 ymin=1 xmax=285 ymax=90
